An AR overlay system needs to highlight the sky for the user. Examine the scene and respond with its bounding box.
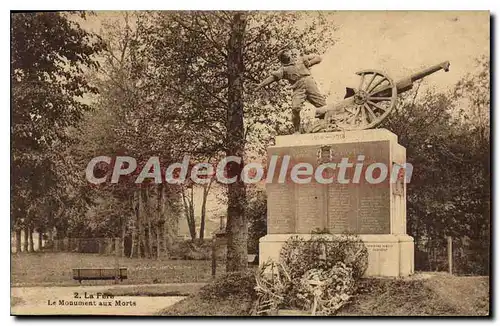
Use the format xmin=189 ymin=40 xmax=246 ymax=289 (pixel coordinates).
xmin=79 ymin=11 xmax=490 ymax=237
xmin=81 ymin=11 xmax=489 ymax=100
xmin=312 ymin=11 xmax=489 ymax=102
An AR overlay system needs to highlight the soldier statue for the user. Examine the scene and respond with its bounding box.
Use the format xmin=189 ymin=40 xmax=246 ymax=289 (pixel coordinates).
xmin=256 ymin=49 xmax=327 ymax=134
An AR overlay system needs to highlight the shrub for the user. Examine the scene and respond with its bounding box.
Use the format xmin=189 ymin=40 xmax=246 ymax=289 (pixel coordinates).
xmin=200 ymin=270 xmax=257 ymax=300
xmin=454 ymin=238 xmax=489 ymax=275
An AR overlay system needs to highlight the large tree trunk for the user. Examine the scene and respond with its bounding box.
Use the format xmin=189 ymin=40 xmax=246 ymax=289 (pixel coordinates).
xmin=199 ymin=178 xmax=214 ymax=241
xmin=146 ymin=188 xmax=154 ymax=258
xmin=138 ymin=190 xmax=146 ymax=258
xmin=129 ymin=194 xmax=136 ymax=258
xmin=156 ymin=224 xmax=161 ymax=260
xmin=130 ymin=226 xmax=136 ymax=258
xmin=53 ymin=227 xmax=60 ymax=251
xmin=47 ymin=228 xmax=53 ymax=249
xmin=38 ymin=231 xmax=43 ymax=252
xmin=156 ymin=184 xmax=163 ymax=259
xmin=189 ymin=188 xmax=195 ymax=240
xmin=159 ymin=184 xmax=168 ymax=258
xmin=181 ymin=186 xmax=197 ymax=240
xmin=163 ymin=221 xmax=169 ymax=258
xmin=15 ymin=229 xmax=22 ymax=253
xmin=28 ymin=227 xmax=34 ymax=252
xmin=163 ymin=187 xmax=178 ymax=257
xmin=199 ymin=195 xmax=207 ymax=241
xmin=121 ymin=216 xmax=126 ymax=257
xmin=130 ymin=191 xmax=139 ymax=258
xmin=23 ymin=227 xmax=29 ymax=252
xmin=225 ymin=12 xmax=248 ymax=272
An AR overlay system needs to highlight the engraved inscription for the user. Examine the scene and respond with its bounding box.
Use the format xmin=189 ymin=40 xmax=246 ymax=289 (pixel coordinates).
xmin=366 ymin=244 xmax=393 ymax=252
xmin=326 ymin=141 xmax=391 ymax=234
xmin=327 ymin=184 xmax=352 ymax=233
xmin=358 ymin=194 xmax=390 ymax=234
xmin=311 ymin=133 xmax=346 ymax=142
xmin=295 ymin=183 xmax=325 ymax=233
xmin=267 ymin=183 xmax=294 ymax=233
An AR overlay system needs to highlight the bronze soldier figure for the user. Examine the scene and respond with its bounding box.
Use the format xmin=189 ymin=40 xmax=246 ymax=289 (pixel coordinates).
xmin=256 ymin=49 xmax=326 ymax=133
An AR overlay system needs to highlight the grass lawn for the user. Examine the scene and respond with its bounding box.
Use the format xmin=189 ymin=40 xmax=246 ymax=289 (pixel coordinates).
xmin=158 ymin=273 xmax=490 ymax=316
xmin=339 ymin=273 xmax=489 ymax=316
xmin=158 ymin=270 xmax=256 ymax=316
xmin=158 ymin=295 xmax=253 ymax=316
xmin=11 ymin=252 xmax=224 ymax=286
xmin=103 ymin=283 xmax=205 ymax=297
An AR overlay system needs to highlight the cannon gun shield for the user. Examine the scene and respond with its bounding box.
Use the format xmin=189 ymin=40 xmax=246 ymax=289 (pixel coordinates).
xmin=310 ymin=70 xmax=397 ymax=132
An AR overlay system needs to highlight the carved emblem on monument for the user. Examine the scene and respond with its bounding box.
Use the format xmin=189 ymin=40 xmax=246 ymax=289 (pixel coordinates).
xmin=317 ymin=145 xmax=333 ymax=164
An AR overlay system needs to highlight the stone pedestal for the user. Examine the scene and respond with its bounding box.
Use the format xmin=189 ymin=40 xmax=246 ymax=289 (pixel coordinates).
xmin=259 ymin=129 xmax=414 ymax=277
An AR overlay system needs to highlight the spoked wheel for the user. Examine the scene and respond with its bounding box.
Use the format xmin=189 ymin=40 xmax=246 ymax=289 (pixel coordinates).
xmin=326 ymin=70 xmax=397 ymax=131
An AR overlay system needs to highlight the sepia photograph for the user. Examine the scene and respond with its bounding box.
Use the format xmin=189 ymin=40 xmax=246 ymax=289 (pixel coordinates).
xmin=10 ymin=10 xmax=490 ymax=317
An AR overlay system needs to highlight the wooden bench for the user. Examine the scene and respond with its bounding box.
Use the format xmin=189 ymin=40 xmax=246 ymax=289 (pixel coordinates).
xmin=72 ymin=268 xmax=127 ymax=283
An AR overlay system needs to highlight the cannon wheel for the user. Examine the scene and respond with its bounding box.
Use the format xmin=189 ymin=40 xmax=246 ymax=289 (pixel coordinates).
xmin=324 ymin=70 xmax=397 ymax=131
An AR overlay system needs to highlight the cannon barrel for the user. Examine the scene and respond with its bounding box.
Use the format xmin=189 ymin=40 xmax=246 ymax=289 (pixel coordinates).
xmin=366 ymin=61 xmax=450 ymax=98
xmin=316 ymin=61 xmax=451 ymax=119
xmin=409 ymin=61 xmax=450 ymax=82
xmin=394 ymin=61 xmax=450 ymax=94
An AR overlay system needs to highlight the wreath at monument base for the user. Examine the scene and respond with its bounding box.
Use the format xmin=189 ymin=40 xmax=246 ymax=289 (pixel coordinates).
xmin=252 ymin=234 xmax=368 ymax=316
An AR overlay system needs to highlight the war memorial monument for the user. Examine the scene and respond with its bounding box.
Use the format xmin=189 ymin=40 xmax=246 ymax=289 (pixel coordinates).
xmin=258 ymin=56 xmax=451 ymax=277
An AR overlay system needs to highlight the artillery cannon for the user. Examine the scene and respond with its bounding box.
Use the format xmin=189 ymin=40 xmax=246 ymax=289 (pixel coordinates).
xmin=309 ymin=61 xmax=450 ymax=132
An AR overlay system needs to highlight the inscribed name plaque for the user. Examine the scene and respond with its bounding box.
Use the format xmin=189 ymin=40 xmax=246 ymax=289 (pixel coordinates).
xmin=267 ymin=140 xmax=391 ymax=234
xmin=327 ymin=184 xmax=352 ymax=233
xmin=358 ymin=193 xmax=390 ymax=233
xmin=267 ymin=183 xmax=294 ymax=233
xmin=327 ymin=140 xmax=390 ymax=234
xmin=295 ymin=182 xmax=325 ymax=233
